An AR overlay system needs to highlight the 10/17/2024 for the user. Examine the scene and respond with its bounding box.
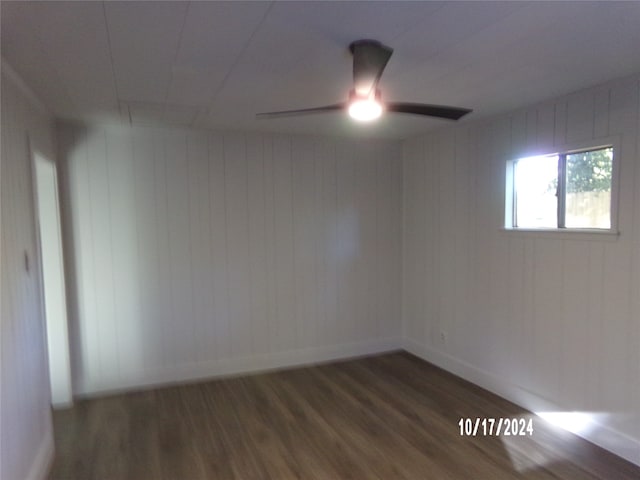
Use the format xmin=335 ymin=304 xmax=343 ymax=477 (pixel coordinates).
xmin=459 ymin=417 xmax=534 ymax=436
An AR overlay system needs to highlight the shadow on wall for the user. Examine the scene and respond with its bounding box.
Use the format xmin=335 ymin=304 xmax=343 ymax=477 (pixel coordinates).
xmin=57 ymin=123 xmax=153 ymax=392
xmin=56 ymin=122 xmax=89 ymax=394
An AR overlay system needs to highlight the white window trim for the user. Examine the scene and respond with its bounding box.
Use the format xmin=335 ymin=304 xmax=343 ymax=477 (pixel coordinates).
xmin=504 ymin=136 xmax=621 ymax=236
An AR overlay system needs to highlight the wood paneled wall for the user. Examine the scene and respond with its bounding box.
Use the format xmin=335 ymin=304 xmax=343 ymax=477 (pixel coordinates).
xmin=402 ymin=74 xmax=640 ymax=465
xmin=58 ymin=124 xmax=402 ymax=395
xmin=1 ymin=67 xmax=56 ymax=480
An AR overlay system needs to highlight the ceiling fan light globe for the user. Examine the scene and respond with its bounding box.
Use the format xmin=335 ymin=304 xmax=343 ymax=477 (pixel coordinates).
xmin=348 ymin=99 xmax=383 ymax=122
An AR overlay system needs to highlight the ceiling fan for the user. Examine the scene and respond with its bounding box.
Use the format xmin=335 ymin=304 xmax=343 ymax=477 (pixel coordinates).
xmin=257 ymin=39 xmax=472 ymax=123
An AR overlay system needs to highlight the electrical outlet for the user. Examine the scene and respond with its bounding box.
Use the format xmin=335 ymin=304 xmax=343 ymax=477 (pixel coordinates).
xmin=440 ymin=331 xmax=447 ymax=344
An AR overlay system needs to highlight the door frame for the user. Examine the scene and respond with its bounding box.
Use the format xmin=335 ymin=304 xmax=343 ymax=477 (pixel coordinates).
xmin=30 ymin=138 xmax=73 ymax=407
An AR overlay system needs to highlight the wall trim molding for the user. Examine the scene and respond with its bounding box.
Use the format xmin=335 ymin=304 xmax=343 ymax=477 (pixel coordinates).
xmin=76 ymin=337 xmax=403 ymax=398
xmin=402 ymin=338 xmax=640 ymax=467
xmin=25 ymin=428 xmax=54 ymax=480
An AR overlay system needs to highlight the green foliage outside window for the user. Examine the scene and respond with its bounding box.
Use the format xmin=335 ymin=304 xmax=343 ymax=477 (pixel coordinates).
xmin=547 ymin=147 xmax=612 ymax=194
xmin=566 ymin=147 xmax=613 ymax=193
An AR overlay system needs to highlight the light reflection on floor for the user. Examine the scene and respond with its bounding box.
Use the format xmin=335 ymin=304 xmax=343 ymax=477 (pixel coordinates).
xmin=500 ymin=412 xmax=607 ymax=473
xmin=536 ymin=411 xmax=602 ymax=435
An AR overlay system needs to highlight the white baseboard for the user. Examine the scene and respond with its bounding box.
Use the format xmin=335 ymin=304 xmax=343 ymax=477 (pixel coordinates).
xmin=25 ymin=427 xmax=54 ymax=480
xmin=76 ymin=337 xmax=403 ymax=398
xmin=402 ymin=338 xmax=640 ymax=467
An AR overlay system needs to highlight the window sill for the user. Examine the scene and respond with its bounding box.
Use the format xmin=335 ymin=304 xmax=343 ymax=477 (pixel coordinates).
xmin=500 ymin=227 xmax=620 ymax=242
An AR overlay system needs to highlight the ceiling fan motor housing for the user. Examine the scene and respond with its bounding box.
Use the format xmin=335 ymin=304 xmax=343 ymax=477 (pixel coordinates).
xmin=349 ymin=88 xmax=382 ymax=102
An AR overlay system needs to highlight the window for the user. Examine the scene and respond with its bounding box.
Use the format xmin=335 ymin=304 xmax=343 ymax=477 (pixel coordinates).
xmin=506 ymin=145 xmax=614 ymax=230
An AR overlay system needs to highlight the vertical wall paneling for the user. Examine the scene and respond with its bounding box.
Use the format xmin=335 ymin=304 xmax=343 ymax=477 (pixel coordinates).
xmin=390 ymin=143 xmax=403 ymax=342
xmin=132 ymin=129 xmax=161 ymax=371
xmin=187 ymin=132 xmax=211 ymax=362
xmin=154 ymin=130 xmax=174 ymax=368
xmin=59 ymin=125 xmax=402 ymax=395
xmin=424 ymin=136 xmax=437 ymax=348
xmin=401 ymin=137 xmax=424 ymax=344
xmin=106 ymin=127 xmax=140 ymax=380
xmin=402 ymin=74 xmax=640 ymax=465
xmin=292 ymin=137 xmax=318 ymax=349
xmin=312 ymin=140 xmax=327 ymax=344
xmin=585 ymin=242 xmax=605 ymax=410
xmin=452 ymin=127 xmax=471 ymax=356
xmin=486 ymin=120 xmax=509 ymax=376
xmin=531 ymin=239 xmax=563 ymax=399
xmin=471 ymin=123 xmax=493 ymax=365
xmin=319 ymin=140 xmax=339 ymax=346
xmin=510 ymin=110 xmax=527 ymax=155
xmin=246 ymin=135 xmax=269 ymax=357
xmin=272 ymin=135 xmax=296 ymax=352
xmin=536 ymin=102 xmax=555 ymax=151
xmin=560 ymin=241 xmax=590 ymax=407
xmin=439 ymin=132 xmax=457 ymax=350
xmin=207 ymin=134 xmax=230 ymax=361
xmin=348 ymin=141 xmax=362 ymax=342
xmin=553 ymin=99 xmax=568 ymax=146
xmin=89 ymin=129 xmax=119 ymax=385
xmin=522 ymin=109 xmax=537 ymax=153
xmin=604 ymin=79 xmax=639 ymax=438
xmin=360 ymin=144 xmax=378 ymax=339
xmin=592 ymin=86 xmax=610 ymax=139
xmin=223 ymin=134 xmax=252 ymax=358
xmin=335 ymin=141 xmax=356 ymax=343
xmin=566 ymin=90 xmax=595 ymax=144
xmin=375 ymin=142 xmax=402 ymax=341
xmin=167 ymin=130 xmax=196 ymax=365
xmin=262 ymin=136 xmax=279 ymax=353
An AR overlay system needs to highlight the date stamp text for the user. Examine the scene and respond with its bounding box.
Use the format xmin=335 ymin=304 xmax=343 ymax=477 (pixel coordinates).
xmin=458 ymin=417 xmax=533 ymax=436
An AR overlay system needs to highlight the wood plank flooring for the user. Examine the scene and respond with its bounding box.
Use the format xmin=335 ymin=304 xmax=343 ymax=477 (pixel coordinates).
xmin=49 ymin=352 xmax=640 ymax=479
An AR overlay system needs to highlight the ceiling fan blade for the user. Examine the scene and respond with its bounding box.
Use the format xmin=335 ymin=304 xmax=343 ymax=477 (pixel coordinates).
xmin=350 ymin=39 xmax=393 ymax=96
xmin=256 ymin=103 xmax=346 ymax=119
xmin=386 ymin=102 xmax=472 ymax=120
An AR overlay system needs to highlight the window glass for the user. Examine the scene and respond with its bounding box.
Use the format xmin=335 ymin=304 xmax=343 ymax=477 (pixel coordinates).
xmin=565 ymin=148 xmax=612 ymax=229
xmin=514 ymin=155 xmax=558 ymax=228
xmin=509 ymin=146 xmax=614 ymax=231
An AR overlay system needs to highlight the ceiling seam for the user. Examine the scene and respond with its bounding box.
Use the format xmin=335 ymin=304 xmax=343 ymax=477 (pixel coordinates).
xmin=162 ymin=1 xmax=191 ymax=113
xmin=25 ymin=6 xmax=77 ymax=115
xmin=389 ymin=2 xmax=447 ymax=44
xmin=205 ymin=1 xmax=275 ymax=113
xmin=390 ymin=2 xmax=530 ymax=87
xmin=414 ymin=3 xmax=581 ymax=97
xmin=102 ymin=1 xmax=125 ymax=123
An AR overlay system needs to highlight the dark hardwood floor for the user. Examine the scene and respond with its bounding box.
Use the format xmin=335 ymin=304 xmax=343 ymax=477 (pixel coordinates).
xmin=50 ymin=352 xmax=640 ymax=479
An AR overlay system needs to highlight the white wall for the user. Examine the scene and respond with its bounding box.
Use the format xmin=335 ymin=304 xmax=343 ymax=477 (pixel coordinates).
xmin=402 ymin=74 xmax=640 ymax=465
xmin=1 ymin=66 xmax=56 ymax=480
xmin=58 ymin=123 xmax=403 ymax=395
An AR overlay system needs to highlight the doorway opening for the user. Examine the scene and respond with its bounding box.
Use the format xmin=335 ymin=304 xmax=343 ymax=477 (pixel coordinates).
xmin=32 ymin=148 xmax=72 ymax=407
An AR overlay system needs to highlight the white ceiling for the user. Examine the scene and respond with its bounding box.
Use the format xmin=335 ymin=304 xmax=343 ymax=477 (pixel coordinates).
xmin=2 ymin=1 xmax=640 ymax=140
